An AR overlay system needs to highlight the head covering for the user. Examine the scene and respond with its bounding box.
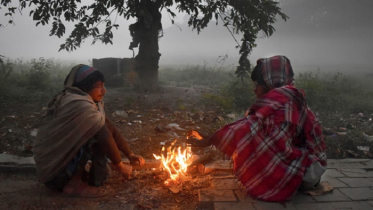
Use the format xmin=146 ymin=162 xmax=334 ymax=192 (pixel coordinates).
xmin=256 ymin=55 xmax=294 ymax=89
xmin=74 ymin=65 xmax=98 ymax=84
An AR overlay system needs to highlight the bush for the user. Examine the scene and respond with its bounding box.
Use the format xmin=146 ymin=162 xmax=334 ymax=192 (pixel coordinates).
xmin=0 ymin=58 xmax=71 ymax=107
xmin=296 ymin=70 xmax=373 ymax=114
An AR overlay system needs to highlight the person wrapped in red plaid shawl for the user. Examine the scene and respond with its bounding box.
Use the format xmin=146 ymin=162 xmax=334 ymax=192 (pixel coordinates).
xmin=187 ymin=55 xmax=326 ymax=202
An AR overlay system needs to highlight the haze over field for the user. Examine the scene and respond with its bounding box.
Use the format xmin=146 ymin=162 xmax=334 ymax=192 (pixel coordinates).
xmin=1 ymin=0 xmax=372 ymax=73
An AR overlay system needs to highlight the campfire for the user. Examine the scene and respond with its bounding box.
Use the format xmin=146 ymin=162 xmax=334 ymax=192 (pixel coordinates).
xmin=153 ymin=140 xmax=194 ymax=186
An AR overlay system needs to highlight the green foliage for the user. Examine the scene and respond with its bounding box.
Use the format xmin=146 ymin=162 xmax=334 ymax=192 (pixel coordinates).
xmin=21 ymin=58 xmax=52 ymax=90
xmin=224 ymin=79 xmax=255 ymax=111
xmin=0 ymin=58 xmax=14 ymax=82
xmin=0 ymin=58 xmax=71 ymax=106
xmin=296 ymin=70 xmax=373 ymax=114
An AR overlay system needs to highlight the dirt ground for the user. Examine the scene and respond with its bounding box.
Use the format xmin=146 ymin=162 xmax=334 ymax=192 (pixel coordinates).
xmin=1 ymin=85 xmax=373 ymax=209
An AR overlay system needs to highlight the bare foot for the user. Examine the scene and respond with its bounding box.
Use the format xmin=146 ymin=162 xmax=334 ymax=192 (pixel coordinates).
xmin=63 ymin=181 xmax=106 ymax=198
xmin=115 ymin=162 xmax=133 ymax=179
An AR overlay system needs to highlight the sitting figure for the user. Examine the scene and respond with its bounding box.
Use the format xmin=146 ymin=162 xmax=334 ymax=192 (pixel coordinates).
xmin=188 ymin=55 xmax=326 ymax=202
xmin=33 ymin=64 xmax=145 ymax=197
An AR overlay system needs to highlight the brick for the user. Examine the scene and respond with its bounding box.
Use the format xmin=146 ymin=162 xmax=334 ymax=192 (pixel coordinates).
xmin=210 ymin=179 xmax=240 ymax=190
xmin=214 ymin=202 xmax=255 ymax=210
xmin=339 ymin=178 xmax=373 ymax=187
xmin=312 ymin=189 xmax=351 ymax=202
xmin=234 ymin=190 xmax=259 ymax=203
xmin=339 ymin=187 xmax=373 ymax=201
xmin=331 ymin=201 xmax=373 ymax=209
xmin=198 ymin=189 xmax=237 ymax=202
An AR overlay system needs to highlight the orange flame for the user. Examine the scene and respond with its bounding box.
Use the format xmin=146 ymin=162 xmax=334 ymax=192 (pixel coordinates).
xmin=153 ymin=142 xmax=192 ymax=185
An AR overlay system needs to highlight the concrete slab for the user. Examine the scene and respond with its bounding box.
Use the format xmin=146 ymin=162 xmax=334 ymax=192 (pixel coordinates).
xmin=210 ymin=179 xmax=240 ymax=190
xmin=198 ymin=189 xmax=237 ymax=202
xmin=0 ymin=154 xmax=35 ymax=165
xmin=321 ymin=176 xmax=348 ymax=188
xmin=312 ymin=189 xmax=351 ymax=202
xmin=339 ymin=187 xmax=373 ymax=201
xmin=338 ymin=169 xmax=373 ymax=178
xmin=214 ymin=202 xmax=255 ymax=210
xmin=367 ymin=200 xmax=373 ymax=207
xmin=323 ymin=169 xmax=345 ymax=178
xmin=253 ymin=202 xmax=296 ymax=210
xmin=289 ymin=192 xmax=316 ymax=203
xmin=330 ymin=201 xmax=373 ymax=210
xmin=338 ymin=177 xmax=373 ymax=187
xmin=293 ymin=203 xmax=335 ymax=210
xmin=327 ymin=159 xmax=373 ymax=169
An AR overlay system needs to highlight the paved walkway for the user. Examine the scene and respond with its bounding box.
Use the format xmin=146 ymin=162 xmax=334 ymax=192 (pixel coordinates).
xmin=197 ymin=159 xmax=373 ymax=210
xmin=1 ymin=154 xmax=373 ymax=210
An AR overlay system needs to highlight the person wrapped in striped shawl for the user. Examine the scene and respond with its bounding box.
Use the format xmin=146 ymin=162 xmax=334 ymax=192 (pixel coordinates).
xmin=187 ymin=55 xmax=326 ymax=202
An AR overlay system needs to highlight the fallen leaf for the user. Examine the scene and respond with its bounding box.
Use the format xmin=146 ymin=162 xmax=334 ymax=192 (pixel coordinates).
xmin=217 ymin=116 xmax=224 ymax=122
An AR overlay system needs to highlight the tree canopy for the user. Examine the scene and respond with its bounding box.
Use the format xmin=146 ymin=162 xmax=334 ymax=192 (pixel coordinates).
xmin=1 ymin=0 xmax=287 ymax=80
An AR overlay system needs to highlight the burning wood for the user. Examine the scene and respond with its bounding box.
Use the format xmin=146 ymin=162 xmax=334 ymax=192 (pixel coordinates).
xmin=153 ymin=141 xmax=192 ymax=186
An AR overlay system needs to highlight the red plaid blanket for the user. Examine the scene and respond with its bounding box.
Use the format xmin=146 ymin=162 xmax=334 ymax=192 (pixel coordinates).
xmin=210 ymin=85 xmax=326 ymax=202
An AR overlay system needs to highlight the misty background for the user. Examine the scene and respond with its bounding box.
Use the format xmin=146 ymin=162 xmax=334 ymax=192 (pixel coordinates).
xmin=1 ymin=0 xmax=373 ymax=73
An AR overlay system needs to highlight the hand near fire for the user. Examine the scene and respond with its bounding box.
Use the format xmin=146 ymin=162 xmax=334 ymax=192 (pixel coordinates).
xmin=128 ymin=153 xmax=145 ymax=166
xmin=186 ymin=130 xmax=212 ymax=147
xmin=186 ymin=130 xmax=204 ymax=140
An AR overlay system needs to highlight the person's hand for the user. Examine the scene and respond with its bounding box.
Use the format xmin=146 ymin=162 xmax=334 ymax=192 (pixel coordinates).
xmin=115 ymin=162 xmax=132 ymax=179
xmin=128 ymin=154 xmax=145 ymax=166
xmin=186 ymin=137 xmax=211 ymax=147
xmin=186 ymin=130 xmax=204 ymax=140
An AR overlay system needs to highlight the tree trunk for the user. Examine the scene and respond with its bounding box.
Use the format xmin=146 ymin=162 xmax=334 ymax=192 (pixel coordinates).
xmin=132 ymin=0 xmax=162 ymax=93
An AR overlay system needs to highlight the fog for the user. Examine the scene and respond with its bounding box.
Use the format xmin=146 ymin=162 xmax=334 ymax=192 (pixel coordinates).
xmin=1 ymin=0 xmax=373 ymax=73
